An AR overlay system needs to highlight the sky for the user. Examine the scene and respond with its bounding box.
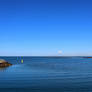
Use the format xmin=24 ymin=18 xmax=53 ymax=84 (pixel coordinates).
xmin=0 ymin=0 xmax=92 ymax=56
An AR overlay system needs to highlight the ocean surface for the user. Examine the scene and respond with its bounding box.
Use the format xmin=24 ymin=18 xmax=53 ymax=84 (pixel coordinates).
xmin=0 ymin=56 xmax=92 ymax=92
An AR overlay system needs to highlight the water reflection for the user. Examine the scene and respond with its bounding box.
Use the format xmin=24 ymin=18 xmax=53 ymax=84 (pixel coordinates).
xmin=0 ymin=66 xmax=10 ymax=71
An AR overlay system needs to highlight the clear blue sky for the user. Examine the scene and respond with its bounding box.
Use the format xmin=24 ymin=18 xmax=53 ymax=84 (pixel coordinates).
xmin=0 ymin=0 xmax=92 ymax=56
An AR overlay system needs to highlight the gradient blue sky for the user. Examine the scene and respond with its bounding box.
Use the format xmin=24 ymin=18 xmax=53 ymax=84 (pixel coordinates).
xmin=0 ymin=0 xmax=92 ymax=56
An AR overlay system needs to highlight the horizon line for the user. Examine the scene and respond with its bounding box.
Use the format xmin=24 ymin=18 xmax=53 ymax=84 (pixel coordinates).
xmin=0 ymin=55 xmax=92 ymax=57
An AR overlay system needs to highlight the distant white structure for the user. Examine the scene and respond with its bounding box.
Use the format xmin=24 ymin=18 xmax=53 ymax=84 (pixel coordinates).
xmin=58 ymin=50 xmax=62 ymax=55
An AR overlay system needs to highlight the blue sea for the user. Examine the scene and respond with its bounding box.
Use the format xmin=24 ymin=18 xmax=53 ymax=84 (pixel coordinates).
xmin=0 ymin=56 xmax=92 ymax=92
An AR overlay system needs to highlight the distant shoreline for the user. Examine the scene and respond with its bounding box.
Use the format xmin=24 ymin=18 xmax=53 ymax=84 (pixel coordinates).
xmin=83 ymin=57 xmax=92 ymax=58
xmin=0 ymin=56 xmax=92 ymax=58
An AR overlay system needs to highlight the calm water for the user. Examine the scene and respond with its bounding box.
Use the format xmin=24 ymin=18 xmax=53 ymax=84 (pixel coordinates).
xmin=0 ymin=57 xmax=92 ymax=92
